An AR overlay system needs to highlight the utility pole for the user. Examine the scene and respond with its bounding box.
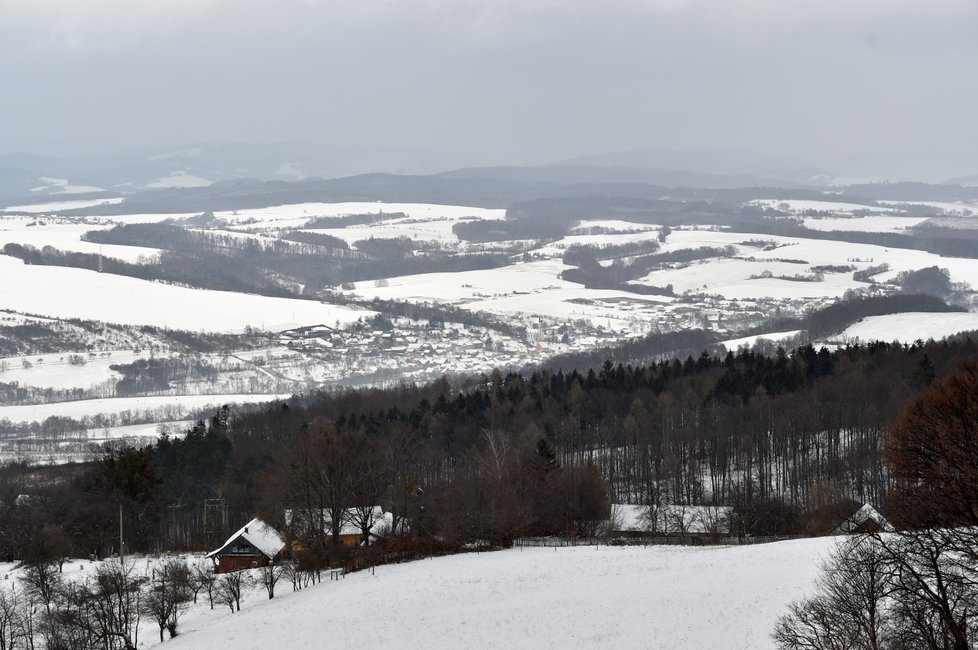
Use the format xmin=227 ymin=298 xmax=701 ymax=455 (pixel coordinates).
xmin=119 ymin=503 xmax=124 ymax=564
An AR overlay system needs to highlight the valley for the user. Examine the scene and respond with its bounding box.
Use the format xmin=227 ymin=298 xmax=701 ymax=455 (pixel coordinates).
xmin=2 ymin=186 xmax=978 ymax=462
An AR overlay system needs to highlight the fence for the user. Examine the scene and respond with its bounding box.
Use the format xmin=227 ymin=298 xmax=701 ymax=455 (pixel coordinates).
xmin=516 ymin=534 xmax=804 ymax=549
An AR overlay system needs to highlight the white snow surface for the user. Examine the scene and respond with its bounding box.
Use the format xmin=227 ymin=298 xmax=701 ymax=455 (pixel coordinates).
xmin=632 ymin=229 xmax=978 ymax=300
xmin=534 ymin=230 xmax=663 ymax=258
xmin=146 ymin=172 xmax=213 ymax=189
xmin=878 ymin=200 xmax=978 ymax=216
xmin=0 ymin=217 xmax=162 ymax=262
xmin=216 ymin=202 xmax=505 ymax=225
xmin=165 ymin=538 xmax=835 ymax=650
xmin=721 ymin=330 xmax=804 ymax=350
xmin=835 ymin=312 xmax=978 ymax=344
xmin=570 ymin=220 xmax=660 ymax=234
xmin=802 ymin=215 xmax=928 ymax=233
xmin=750 ymin=199 xmax=896 ymax=214
xmin=0 ymin=350 xmax=137 ymax=390
xmin=345 ymin=260 xmax=670 ymax=329
xmin=0 ymin=394 xmax=291 ymax=424
xmin=0 ymin=255 xmax=370 ymax=333
xmin=30 ymin=177 xmax=106 ymax=195
xmin=1 ymin=198 xmax=125 ymax=213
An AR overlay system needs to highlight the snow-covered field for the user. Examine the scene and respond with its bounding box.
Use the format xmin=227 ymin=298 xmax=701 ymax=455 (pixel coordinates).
xmin=5 ymin=199 xmax=975 ymax=332
xmin=0 ymin=350 xmax=136 ymax=390
xmin=157 ymin=538 xmax=834 ymax=650
xmin=0 ymin=217 xmax=162 ymax=262
xmin=0 ymin=255 xmax=370 ymax=333
xmin=214 ymin=201 xmax=505 ymax=235
xmin=722 ymin=330 xmax=803 ymax=351
xmin=750 ymin=199 xmax=895 ymax=214
xmin=345 ymin=259 xmax=671 ymax=329
xmin=878 ymin=200 xmax=978 ymax=216
xmin=835 ymin=312 xmax=978 ymax=344
xmin=1 ymin=197 xmax=125 ymax=213
xmin=633 ymin=257 xmax=864 ymax=300
xmin=147 ymin=171 xmax=213 ymax=189
xmin=802 ymin=215 xmax=928 ymax=233
xmin=0 ymin=393 xmax=290 ymax=425
xmin=628 ymin=229 xmax=978 ymax=300
xmin=217 ymin=201 xmax=505 ymax=224
xmin=534 ymin=229 xmax=663 ymax=258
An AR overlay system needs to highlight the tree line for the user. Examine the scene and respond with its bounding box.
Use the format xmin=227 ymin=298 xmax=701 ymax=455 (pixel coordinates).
xmin=5 ymin=333 xmax=978 ymax=565
xmin=775 ymin=361 xmax=978 ymax=649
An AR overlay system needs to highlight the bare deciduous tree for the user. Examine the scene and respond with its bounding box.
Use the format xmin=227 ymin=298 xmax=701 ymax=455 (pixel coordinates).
xmin=258 ymin=561 xmax=281 ymax=600
xmin=144 ymin=558 xmax=191 ymax=642
xmin=20 ymin=561 xmax=60 ymax=616
xmin=192 ymin=564 xmax=217 ymax=610
xmin=218 ymin=571 xmax=248 ymax=613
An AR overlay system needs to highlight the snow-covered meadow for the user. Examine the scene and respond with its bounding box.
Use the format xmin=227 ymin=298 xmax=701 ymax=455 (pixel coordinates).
xmin=0 ymin=255 xmax=370 ymax=333
xmin=749 ymin=199 xmax=897 ymax=214
xmin=0 ymin=393 xmax=290 ymax=427
xmin=343 ymin=259 xmax=671 ymax=331
xmin=0 ymin=217 xmax=163 ymax=262
xmin=150 ymin=538 xmax=835 ymax=650
xmin=1 ymin=197 xmax=126 ymax=214
xmin=834 ymin=312 xmax=978 ymax=344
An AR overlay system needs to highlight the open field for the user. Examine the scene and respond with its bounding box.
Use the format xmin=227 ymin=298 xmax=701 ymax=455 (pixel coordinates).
xmin=835 ymin=311 xmax=978 ymax=344
xmin=0 ymin=393 xmax=289 ymax=425
xmin=0 ymin=255 xmax=370 ymax=333
xmin=154 ymin=538 xmax=835 ymax=650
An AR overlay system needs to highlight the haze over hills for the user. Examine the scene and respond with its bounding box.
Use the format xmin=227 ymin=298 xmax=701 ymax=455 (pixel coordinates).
xmin=4 ymin=141 xmax=977 ymax=207
xmin=0 ymin=143 xmax=501 ymax=203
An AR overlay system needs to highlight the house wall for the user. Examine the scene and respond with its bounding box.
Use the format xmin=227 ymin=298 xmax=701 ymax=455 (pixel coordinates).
xmin=216 ymin=554 xmax=270 ymax=574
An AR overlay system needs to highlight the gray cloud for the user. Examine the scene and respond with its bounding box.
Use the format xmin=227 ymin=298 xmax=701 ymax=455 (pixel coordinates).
xmin=2 ymin=0 xmax=976 ymax=179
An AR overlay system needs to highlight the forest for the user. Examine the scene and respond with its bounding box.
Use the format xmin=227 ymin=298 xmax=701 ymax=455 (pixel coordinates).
xmin=4 ymin=331 xmax=978 ymax=563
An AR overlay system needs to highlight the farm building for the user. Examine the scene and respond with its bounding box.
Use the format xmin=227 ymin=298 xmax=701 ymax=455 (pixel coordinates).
xmin=608 ymin=504 xmax=649 ymax=538
xmin=206 ymin=517 xmax=286 ymax=574
xmin=834 ymin=503 xmax=893 ymax=535
xmin=285 ymin=506 xmax=401 ymax=547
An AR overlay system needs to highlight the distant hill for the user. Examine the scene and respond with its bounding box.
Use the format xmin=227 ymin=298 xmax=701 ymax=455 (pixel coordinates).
xmin=435 ymin=164 xmax=807 ymax=190
xmin=946 ymin=173 xmax=978 ymax=188
xmin=0 ymin=165 xmax=40 ymax=200
xmin=555 ymin=146 xmax=805 ymax=178
xmin=0 ymin=143 xmax=487 ymax=204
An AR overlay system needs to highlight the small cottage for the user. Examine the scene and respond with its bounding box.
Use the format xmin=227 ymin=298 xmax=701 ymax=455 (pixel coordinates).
xmin=834 ymin=503 xmax=893 ymax=535
xmin=206 ymin=517 xmax=286 ymax=574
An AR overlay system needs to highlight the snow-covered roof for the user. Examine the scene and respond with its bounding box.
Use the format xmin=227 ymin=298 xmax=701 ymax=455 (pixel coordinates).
xmin=835 ymin=503 xmax=893 ymax=534
xmin=206 ymin=517 xmax=286 ymax=559
xmin=612 ymin=504 xmax=647 ymax=532
xmin=285 ymin=506 xmax=400 ymax=538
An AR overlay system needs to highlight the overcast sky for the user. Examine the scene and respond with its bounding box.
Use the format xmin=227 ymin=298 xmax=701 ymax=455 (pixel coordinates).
xmin=1 ymin=0 xmax=976 ymax=177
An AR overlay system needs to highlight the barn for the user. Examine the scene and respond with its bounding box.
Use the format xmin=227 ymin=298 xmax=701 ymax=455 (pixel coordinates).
xmin=834 ymin=503 xmax=893 ymax=535
xmin=206 ymin=517 xmax=286 ymax=574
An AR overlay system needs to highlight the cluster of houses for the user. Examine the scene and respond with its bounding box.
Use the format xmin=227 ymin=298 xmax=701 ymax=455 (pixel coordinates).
xmin=206 ymin=502 xmax=892 ymax=574
xmin=206 ymin=507 xmax=398 ymax=574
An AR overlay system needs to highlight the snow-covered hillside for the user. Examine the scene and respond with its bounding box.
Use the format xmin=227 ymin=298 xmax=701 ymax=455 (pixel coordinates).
xmin=0 ymin=255 xmax=371 ymax=332
xmin=163 ymin=538 xmax=835 ymax=650
xmin=835 ymin=312 xmax=978 ymax=344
